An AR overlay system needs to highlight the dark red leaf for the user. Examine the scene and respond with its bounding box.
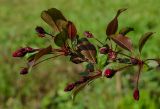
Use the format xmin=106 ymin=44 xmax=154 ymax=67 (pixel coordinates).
xmin=34 ymin=45 xmax=52 ymax=62
xmin=70 ymin=53 xmax=85 ymax=64
xmin=111 ymin=34 xmax=133 ymax=52
xmin=67 ymin=21 xmax=77 ymax=40
xmin=106 ymin=8 xmax=127 ymax=37
xmin=41 ymin=8 xmax=67 ymax=32
xmin=77 ymin=38 xmax=97 ymax=64
xmin=139 ymin=32 xmax=154 ymax=53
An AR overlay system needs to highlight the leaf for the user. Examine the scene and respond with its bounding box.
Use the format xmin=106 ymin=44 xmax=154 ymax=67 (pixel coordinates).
xmin=119 ymin=27 xmax=134 ymax=35
xmin=67 ymin=21 xmax=77 ymax=40
xmin=34 ymin=45 xmax=52 ymax=62
xmin=70 ymin=53 xmax=85 ymax=64
xmin=106 ymin=8 xmax=127 ymax=37
xmin=111 ymin=34 xmax=133 ymax=52
xmin=27 ymin=53 xmax=36 ymax=62
xmin=139 ymin=32 xmax=154 ymax=53
xmin=27 ymin=45 xmax=52 ymax=69
xmin=86 ymin=63 xmax=94 ymax=72
xmin=41 ymin=8 xmax=68 ymax=32
xmin=54 ymin=29 xmax=68 ymax=47
xmin=71 ymin=82 xmax=88 ymax=101
xmin=77 ymin=38 xmax=97 ymax=64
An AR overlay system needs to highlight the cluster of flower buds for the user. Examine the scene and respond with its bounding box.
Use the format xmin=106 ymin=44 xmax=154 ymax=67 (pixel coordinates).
xmin=13 ymin=8 xmax=159 ymax=101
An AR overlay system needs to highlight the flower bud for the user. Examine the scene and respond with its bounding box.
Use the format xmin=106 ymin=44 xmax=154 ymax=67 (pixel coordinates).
xmin=25 ymin=47 xmax=36 ymax=53
xmin=35 ymin=26 xmax=46 ymax=37
xmin=104 ymin=69 xmax=116 ymax=78
xmin=75 ymin=76 xmax=89 ymax=85
xmin=84 ymin=31 xmax=94 ymax=38
xmin=99 ymin=47 xmax=109 ymax=54
xmin=108 ymin=50 xmax=117 ymax=60
xmin=12 ymin=48 xmax=27 ymax=57
xmin=133 ymin=88 xmax=139 ymax=101
xmin=130 ymin=58 xmax=139 ymax=65
xmin=20 ymin=68 xmax=28 ymax=75
xmin=64 ymin=83 xmax=75 ymax=92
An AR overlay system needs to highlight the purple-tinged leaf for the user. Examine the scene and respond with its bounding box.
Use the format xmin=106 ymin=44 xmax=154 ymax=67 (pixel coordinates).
xmin=67 ymin=21 xmax=77 ymax=40
xmin=77 ymin=38 xmax=97 ymax=64
xmin=139 ymin=32 xmax=154 ymax=53
xmin=106 ymin=8 xmax=127 ymax=37
xmin=34 ymin=45 xmax=52 ymax=62
xmin=111 ymin=34 xmax=133 ymax=52
xmin=70 ymin=53 xmax=85 ymax=64
xmin=41 ymin=8 xmax=67 ymax=32
xmin=27 ymin=45 xmax=52 ymax=69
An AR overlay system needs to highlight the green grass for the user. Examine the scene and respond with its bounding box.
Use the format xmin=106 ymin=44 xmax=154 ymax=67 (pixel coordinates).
xmin=1 ymin=0 xmax=160 ymax=108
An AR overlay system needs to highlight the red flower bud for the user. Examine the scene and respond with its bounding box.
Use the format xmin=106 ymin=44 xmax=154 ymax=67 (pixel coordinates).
xmin=130 ymin=58 xmax=139 ymax=65
xmin=104 ymin=69 xmax=116 ymax=78
xmin=108 ymin=50 xmax=117 ymax=60
xmin=20 ymin=68 xmax=28 ymax=75
xmin=12 ymin=48 xmax=27 ymax=57
xmin=12 ymin=47 xmax=36 ymax=57
xmin=84 ymin=31 xmax=94 ymax=38
xmin=64 ymin=83 xmax=75 ymax=92
xmin=35 ymin=26 xmax=46 ymax=37
xmin=99 ymin=47 xmax=109 ymax=54
xmin=25 ymin=47 xmax=36 ymax=53
xmin=133 ymin=88 xmax=139 ymax=101
xmin=75 ymin=76 xmax=89 ymax=85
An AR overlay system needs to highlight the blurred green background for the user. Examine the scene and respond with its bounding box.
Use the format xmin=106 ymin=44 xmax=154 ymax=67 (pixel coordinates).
xmin=1 ymin=0 xmax=160 ymax=109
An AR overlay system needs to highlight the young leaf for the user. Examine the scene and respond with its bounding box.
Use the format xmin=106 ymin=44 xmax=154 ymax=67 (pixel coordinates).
xmin=54 ymin=29 xmax=68 ymax=47
xmin=34 ymin=45 xmax=52 ymax=62
xmin=77 ymin=38 xmax=97 ymax=64
xmin=27 ymin=45 xmax=52 ymax=69
xmin=70 ymin=53 xmax=85 ymax=64
xmin=106 ymin=8 xmax=127 ymax=37
xmin=67 ymin=21 xmax=77 ymax=40
xmin=111 ymin=34 xmax=133 ymax=52
xmin=41 ymin=8 xmax=68 ymax=32
xmin=119 ymin=27 xmax=134 ymax=35
xmin=86 ymin=63 xmax=94 ymax=72
xmin=139 ymin=32 xmax=154 ymax=53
